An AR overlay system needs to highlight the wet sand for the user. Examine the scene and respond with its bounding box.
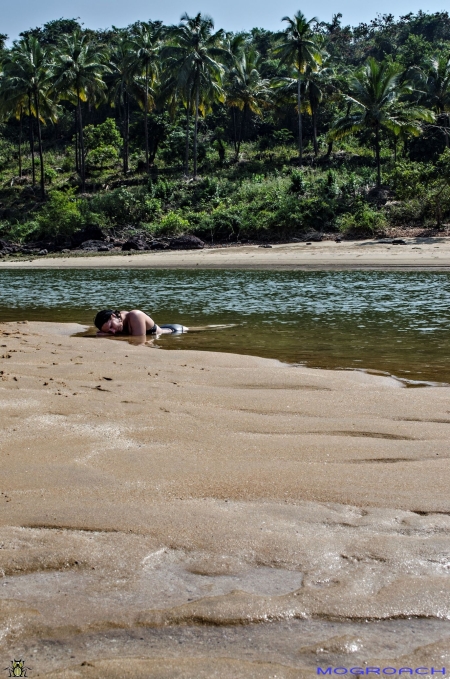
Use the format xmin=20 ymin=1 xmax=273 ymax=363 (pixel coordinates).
xmin=1 ymin=321 xmax=450 ymax=676
xmin=2 ymin=237 xmax=450 ymax=270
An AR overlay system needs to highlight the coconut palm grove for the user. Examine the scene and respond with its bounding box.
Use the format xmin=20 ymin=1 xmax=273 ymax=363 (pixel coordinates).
xmin=1 ymin=10 xmax=450 ymax=252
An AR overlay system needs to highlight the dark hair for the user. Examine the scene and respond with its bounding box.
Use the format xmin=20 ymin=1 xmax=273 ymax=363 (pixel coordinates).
xmin=94 ymin=309 xmax=121 ymax=330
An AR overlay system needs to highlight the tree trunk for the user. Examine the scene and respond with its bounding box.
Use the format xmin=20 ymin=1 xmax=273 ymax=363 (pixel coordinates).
xmin=34 ymin=90 xmax=45 ymax=200
xmin=185 ymin=97 xmax=190 ymax=177
xmin=312 ymin=105 xmax=318 ymax=156
xmin=297 ymin=72 xmax=303 ymax=166
xmin=18 ymin=108 xmax=23 ymax=178
xmin=232 ymin=108 xmax=238 ymax=157
xmin=77 ymin=93 xmax=86 ymax=192
xmin=375 ymin=125 xmax=381 ymax=188
xmin=193 ymin=84 xmax=200 ymax=179
xmin=28 ymin=95 xmax=35 ymax=186
xmin=325 ymin=140 xmax=333 ymax=158
xmin=119 ymin=81 xmax=124 ymax=139
xmin=118 ymin=82 xmax=124 ymax=172
xmin=236 ymin=105 xmax=248 ymax=158
xmin=439 ymin=110 xmax=450 ymax=147
xmin=144 ymin=67 xmax=150 ymax=173
xmin=123 ymin=88 xmax=129 ymax=175
xmin=74 ymin=107 xmax=79 ymax=173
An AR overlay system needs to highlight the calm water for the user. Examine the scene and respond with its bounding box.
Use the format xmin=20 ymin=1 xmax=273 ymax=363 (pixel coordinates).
xmin=1 ymin=269 xmax=450 ymax=384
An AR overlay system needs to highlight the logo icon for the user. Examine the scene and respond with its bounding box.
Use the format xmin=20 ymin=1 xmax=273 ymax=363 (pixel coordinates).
xmin=4 ymin=660 xmax=31 ymax=677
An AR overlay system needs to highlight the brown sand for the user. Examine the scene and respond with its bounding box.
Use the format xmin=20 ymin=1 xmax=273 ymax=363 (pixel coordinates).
xmin=2 ymin=238 xmax=450 ymax=270
xmin=1 ymin=321 xmax=450 ymax=675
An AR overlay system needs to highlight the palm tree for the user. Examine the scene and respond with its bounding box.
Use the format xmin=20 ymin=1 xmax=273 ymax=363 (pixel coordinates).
xmin=225 ymin=47 xmax=271 ymax=159
xmin=1 ymin=37 xmax=55 ymax=199
xmin=0 ymin=68 xmax=27 ymax=178
xmin=222 ymin=32 xmax=246 ymax=155
xmin=422 ymin=56 xmax=450 ymax=146
xmin=330 ymin=58 xmax=433 ymax=186
xmin=272 ymin=58 xmax=334 ymax=157
xmin=163 ymin=13 xmax=226 ymax=178
xmin=52 ymin=30 xmax=109 ymax=191
xmin=128 ymin=22 xmax=162 ymax=173
xmin=109 ymin=34 xmax=136 ymax=174
xmin=304 ymin=67 xmax=327 ymax=156
xmin=303 ymin=46 xmax=336 ymax=156
xmin=390 ymin=102 xmax=434 ymax=162
xmin=273 ymin=12 xmax=322 ymax=165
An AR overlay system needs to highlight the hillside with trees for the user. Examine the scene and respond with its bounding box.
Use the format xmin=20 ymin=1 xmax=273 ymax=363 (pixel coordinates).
xmin=1 ymin=10 xmax=450 ymax=254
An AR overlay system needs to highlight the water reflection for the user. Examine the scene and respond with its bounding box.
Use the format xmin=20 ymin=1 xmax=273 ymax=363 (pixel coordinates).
xmin=1 ymin=269 xmax=449 ymax=384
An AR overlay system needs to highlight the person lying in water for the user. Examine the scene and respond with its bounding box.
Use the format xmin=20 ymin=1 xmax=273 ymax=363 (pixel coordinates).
xmin=94 ymin=309 xmax=187 ymax=336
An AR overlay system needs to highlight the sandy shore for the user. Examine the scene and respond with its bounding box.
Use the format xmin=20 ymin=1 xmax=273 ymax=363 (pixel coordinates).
xmin=2 ymin=237 xmax=450 ymax=270
xmin=1 ymin=321 xmax=450 ymax=675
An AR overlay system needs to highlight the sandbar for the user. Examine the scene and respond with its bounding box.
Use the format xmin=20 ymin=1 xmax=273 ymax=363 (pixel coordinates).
xmin=1 ymin=321 xmax=449 ymax=675
xmin=2 ymin=238 xmax=450 ymax=270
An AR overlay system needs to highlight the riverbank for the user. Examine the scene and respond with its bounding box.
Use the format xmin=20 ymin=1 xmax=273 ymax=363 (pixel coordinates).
xmin=2 ymin=237 xmax=450 ymax=270
xmin=1 ymin=321 xmax=450 ymax=676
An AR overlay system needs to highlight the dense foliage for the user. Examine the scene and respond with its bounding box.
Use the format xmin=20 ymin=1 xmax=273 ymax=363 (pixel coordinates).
xmin=1 ymin=10 xmax=450 ymax=245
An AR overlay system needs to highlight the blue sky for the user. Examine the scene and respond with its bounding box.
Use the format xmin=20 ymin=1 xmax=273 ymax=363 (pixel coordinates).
xmin=2 ymin=0 xmax=448 ymax=42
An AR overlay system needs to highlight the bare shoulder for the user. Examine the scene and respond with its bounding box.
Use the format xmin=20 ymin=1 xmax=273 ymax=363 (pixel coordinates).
xmin=128 ymin=310 xmax=152 ymax=322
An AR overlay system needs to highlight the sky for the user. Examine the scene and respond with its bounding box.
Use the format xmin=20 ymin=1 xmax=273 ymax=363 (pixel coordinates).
xmin=2 ymin=0 xmax=448 ymax=42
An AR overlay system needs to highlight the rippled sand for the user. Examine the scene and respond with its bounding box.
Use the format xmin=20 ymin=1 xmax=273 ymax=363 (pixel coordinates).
xmin=1 ymin=321 xmax=449 ymax=676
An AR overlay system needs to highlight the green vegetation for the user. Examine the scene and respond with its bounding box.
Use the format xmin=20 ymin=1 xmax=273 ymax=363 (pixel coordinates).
xmin=1 ymin=10 xmax=450 ymax=247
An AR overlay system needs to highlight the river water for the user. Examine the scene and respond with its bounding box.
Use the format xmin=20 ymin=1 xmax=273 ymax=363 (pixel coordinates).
xmin=1 ymin=268 xmax=450 ymax=384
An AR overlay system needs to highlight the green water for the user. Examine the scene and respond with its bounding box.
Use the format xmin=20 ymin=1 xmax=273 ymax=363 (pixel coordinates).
xmin=1 ymin=268 xmax=450 ymax=385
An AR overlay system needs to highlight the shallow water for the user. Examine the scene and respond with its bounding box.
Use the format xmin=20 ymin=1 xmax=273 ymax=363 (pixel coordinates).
xmin=1 ymin=269 xmax=449 ymax=384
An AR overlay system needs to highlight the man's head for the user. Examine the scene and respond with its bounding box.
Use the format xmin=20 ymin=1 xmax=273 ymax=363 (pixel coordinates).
xmin=94 ymin=309 xmax=123 ymax=334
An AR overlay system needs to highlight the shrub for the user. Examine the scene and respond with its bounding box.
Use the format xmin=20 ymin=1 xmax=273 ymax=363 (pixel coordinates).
xmin=83 ymin=119 xmax=122 ymax=171
xmin=340 ymin=172 xmax=364 ymax=199
xmin=62 ymin=153 xmax=73 ymax=172
xmin=155 ymin=212 xmax=189 ymax=236
xmin=193 ymin=207 xmax=243 ymax=242
xmin=0 ymin=220 xmax=40 ymax=243
xmin=325 ymin=170 xmax=340 ymax=198
xmin=87 ymin=145 xmax=119 ymax=170
xmin=273 ymin=129 xmax=294 ymax=146
xmin=177 ymin=176 xmax=223 ymax=208
xmin=36 ymin=190 xmax=83 ymax=238
xmin=149 ymin=178 xmax=177 ymax=202
xmin=84 ymin=118 xmax=122 ymax=151
xmin=88 ymin=187 xmax=161 ymax=226
xmin=159 ymin=129 xmax=187 ymax=165
xmin=336 ymin=201 xmax=387 ymax=237
xmin=385 ymin=199 xmax=423 ymax=224
xmin=213 ymin=127 xmax=227 ymax=163
xmin=44 ymin=167 xmax=58 ymax=184
xmin=289 ymin=169 xmax=307 ymax=194
xmin=386 ymin=152 xmax=450 ymax=225
xmin=385 ymin=160 xmax=429 ymax=200
xmin=258 ymin=128 xmax=293 ymax=150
